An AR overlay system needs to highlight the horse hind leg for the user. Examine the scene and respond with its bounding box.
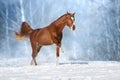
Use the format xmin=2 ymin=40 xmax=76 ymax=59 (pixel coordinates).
xmin=31 ymin=59 xmax=34 ymax=65
xmin=31 ymin=43 xmax=41 ymax=65
xmin=32 ymin=51 xmax=38 ymax=65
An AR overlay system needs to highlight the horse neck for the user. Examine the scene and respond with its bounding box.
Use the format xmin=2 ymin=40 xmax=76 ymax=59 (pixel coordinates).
xmin=53 ymin=16 xmax=67 ymax=33
xmin=56 ymin=21 xmax=66 ymax=33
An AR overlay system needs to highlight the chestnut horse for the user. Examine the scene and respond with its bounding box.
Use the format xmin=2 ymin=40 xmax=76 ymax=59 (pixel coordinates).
xmin=15 ymin=12 xmax=75 ymax=65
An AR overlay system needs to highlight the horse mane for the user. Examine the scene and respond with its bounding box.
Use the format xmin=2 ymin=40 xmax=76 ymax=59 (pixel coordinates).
xmin=52 ymin=13 xmax=67 ymax=25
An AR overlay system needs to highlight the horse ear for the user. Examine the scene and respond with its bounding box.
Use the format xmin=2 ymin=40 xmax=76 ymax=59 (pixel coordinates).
xmin=67 ymin=11 xmax=69 ymax=14
xmin=73 ymin=13 xmax=75 ymax=16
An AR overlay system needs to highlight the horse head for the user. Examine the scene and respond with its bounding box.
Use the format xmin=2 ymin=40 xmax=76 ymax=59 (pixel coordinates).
xmin=66 ymin=12 xmax=75 ymax=31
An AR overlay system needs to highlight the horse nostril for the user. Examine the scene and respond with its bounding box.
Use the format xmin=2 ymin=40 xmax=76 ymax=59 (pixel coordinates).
xmin=73 ymin=25 xmax=75 ymax=30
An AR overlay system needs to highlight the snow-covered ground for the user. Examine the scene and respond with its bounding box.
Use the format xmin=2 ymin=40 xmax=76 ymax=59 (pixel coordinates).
xmin=0 ymin=58 xmax=120 ymax=80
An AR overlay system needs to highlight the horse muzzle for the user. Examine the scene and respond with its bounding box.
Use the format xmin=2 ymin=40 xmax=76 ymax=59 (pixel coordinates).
xmin=71 ymin=25 xmax=75 ymax=31
xmin=73 ymin=25 xmax=75 ymax=30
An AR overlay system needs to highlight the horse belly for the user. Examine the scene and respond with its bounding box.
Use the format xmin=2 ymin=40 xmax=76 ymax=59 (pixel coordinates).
xmin=38 ymin=36 xmax=53 ymax=45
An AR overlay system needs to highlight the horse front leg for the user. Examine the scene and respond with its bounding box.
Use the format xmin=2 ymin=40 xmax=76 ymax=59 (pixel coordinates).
xmin=56 ymin=45 xmax=60 ymax=65
xmin=60 ymin=46 xmax=64 ymax=53
xmin=59 ymin=32 xmax=64 ymax=53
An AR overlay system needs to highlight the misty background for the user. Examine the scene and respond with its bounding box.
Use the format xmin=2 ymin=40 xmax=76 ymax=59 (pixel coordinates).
xmin=0 ymin=0 xmax=120 ymax=62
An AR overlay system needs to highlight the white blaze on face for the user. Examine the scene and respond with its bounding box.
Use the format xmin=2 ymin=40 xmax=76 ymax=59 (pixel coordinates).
xmin=71 ymin=17 xmax=74 ymax=21
xmin=70 ymin=17 xmax=74 ymax=30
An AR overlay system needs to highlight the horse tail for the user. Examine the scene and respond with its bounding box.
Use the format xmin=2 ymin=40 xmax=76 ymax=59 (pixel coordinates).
xmin=15 ymin=22 xmax=33 ymax=40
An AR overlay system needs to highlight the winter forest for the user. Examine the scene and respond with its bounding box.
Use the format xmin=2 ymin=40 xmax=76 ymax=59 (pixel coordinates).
xmin=0 ymin=0 xmax=120 ymax=61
